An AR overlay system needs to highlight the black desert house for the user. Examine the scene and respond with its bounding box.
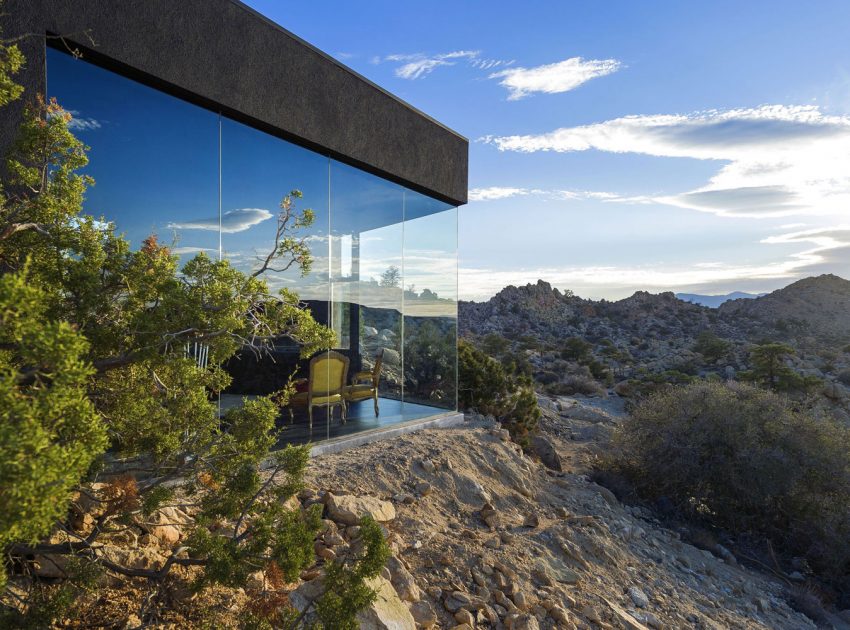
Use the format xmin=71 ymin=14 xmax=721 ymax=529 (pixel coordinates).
xmin=3 ymin=0 xmax=467 ymax=453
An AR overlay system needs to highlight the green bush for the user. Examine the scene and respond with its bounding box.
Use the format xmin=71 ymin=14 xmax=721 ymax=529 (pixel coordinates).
xmin=0 ymin=28 xmax=386 ymax=626
xmin=545 ymin=374 xmax=605 ymax=397
xmin=739 ymin=342 xmax=821 ymax=393
xmin=605 ymin=381 xmax=850 ymax=587
xmin=693 ymin=330 xmax=730 ymax=363
xmin=560 ymin=337 xmax=592 ymax=362
xmin=458 ymin=340 xmax=540 ymax=447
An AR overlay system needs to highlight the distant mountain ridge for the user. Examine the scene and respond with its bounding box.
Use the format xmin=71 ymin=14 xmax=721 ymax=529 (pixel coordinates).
xmin=460 ymin=274 xmax=850 ymax=346
xmin=676 ymin=291 xmax=765 ymax=308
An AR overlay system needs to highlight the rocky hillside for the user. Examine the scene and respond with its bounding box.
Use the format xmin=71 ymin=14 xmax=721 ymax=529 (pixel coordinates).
xmin=461 ymin=275 xmax=850 ymax=347
xmin=26 ymin=410 xmax=850 ymax=628
xmin=719 ymin=274 xmax=850 ymax=341
xmin=459 ymin=275 xmax=850 ymax=400
xmin=301 ymin=411 xmax=836 ymax=629
xmin=460 ymin=281 xmax=733 ymax=348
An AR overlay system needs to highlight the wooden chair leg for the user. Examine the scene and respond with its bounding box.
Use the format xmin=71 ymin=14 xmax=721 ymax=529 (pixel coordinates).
xmin=374 ymin=391 xmax=379 ymax=417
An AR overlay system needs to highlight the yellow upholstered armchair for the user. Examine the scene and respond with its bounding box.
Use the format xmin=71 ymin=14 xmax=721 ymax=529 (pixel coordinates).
xmin=288 ymin=351 xmax=350 ymax=430
xmin=344 ymin=350 xmax=383 ymax=417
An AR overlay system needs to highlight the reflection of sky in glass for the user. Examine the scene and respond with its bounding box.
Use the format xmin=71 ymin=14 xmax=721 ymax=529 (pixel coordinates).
xmin=46 ymin=47 xmax=457 ymax=317
xmin=46 ymin=48 xmax=220 ymax=264
xmin=221 ymin=117 xmax=330 ymax=300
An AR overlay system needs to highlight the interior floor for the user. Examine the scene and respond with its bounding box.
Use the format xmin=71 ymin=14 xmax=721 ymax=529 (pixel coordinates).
xmin=218 ymin=394 xmax=452 ymax=446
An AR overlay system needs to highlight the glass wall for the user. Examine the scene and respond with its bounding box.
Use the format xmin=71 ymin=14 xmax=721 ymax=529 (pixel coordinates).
xmin=47 ymin=46 xmax=458 ymax=444
xmin=46 ymin=46 xmax=220 ymax=267
xmin=403 ymin=193 xmax=458 ymax=411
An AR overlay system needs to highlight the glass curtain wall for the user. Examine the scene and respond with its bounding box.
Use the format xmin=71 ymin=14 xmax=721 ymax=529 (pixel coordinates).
xmin=47 ymin=46 xmax=458 ymax=445
xmin=403 ymin=193 xmax=458 ymax=411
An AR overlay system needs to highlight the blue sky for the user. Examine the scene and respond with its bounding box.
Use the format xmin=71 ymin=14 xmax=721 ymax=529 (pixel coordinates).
xmin=245 ymin=0 xmax=850 ymax=301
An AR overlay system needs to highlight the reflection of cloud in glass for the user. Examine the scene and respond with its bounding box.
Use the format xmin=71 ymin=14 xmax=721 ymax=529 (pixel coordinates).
xmin=172 ymin=246 xmax=217 ymax=255
xmin=168 ymin=208 xmax=272 ymax=233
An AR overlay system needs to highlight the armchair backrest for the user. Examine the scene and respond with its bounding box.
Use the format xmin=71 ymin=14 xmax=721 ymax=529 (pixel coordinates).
xmin=309 ymin=351 xmax=350 ymax=395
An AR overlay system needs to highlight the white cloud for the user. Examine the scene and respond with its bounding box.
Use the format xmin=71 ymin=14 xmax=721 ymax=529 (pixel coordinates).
xmin=468 ymin=186 xmax=641 ymax=203
xmin=468 ymin=187 xmax=535 ymax=201
xmin=171 ymin=246 xmax=217 ymax=255
xmin=483 ymin=105 xmax=850 ymax=218
xmin=168 ymin=208 xmax=272 ymax=233
xmin=52 ymin=109 xmax=102 ymax=131
xmin=461 ymin=223 xmax=850 ymax=301
xmin=471 ymin=58 xmax=515 ymax=71
xmin=489 ymin=57 xmax=621 ymax=100
xmin=386 ymin=50 xmax=480 ymax=79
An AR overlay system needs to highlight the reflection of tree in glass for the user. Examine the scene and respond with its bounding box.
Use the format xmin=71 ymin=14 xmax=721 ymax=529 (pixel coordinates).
xmin=404 ymin=319 xmax=457 ymax=405
xmin=380 ymin=265 xmax=401 ymax=288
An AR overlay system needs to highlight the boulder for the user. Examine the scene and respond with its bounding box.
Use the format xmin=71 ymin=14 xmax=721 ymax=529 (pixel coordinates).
xmin=357 ymin=575 xmax=416 ymax=630
xmin=383 ymin=348 xmax=401 ymax=367
xmin=409 ymin=600 xmax=438 ymax=628
xmin=531 ymin=436 xmax=562 ymax=471
xmin=387 ymin=556 xmax=420 ymax=602
xmin=326 ymin=493 xmax=396 ymax=526
xmin=141 ymin=506 xmax=192 ymax=547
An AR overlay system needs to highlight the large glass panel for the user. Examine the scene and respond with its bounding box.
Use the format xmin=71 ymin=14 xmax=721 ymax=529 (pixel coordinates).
xmin=220 ymin=117 xmax=332 ymax=441
xmin=402 ymin=192 xmax=458 ymax=413
xmin=46 ymin=48 xmax=220 ymax=266
xmin=47 ymin=45 xmax=460 ymax=447
xmin=330 ymin=161 xmax=405 ymax=432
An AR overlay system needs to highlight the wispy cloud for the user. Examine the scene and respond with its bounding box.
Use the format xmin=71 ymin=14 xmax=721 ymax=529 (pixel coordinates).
xmin=468 ymin=187 xmax=537 ymax=201
xmin=482 ymin=105 xmax=850 ymax=218
xmin=385 ymin=50 xmax=480 ymax=79
xmin=471 ymin=58 xmax=514 ymax=71
xmin=489 ymin=56 xmax=621 ymax=100
xmin=468 ymin=186 xmax=641 ymax=203
xmin=171 ymin=246 xmax=217 ymax=255
xmin=461 ymin=222 xmax=850 ymax=301
xmin=168 ymin=208 xmax=272 ymax=234
xmin=55 ymin=109 xmax=102 ymax=131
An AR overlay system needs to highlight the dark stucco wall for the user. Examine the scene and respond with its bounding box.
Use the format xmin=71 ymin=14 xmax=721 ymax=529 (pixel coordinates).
xmin=1 ymin=0 xmax=468 ymax=205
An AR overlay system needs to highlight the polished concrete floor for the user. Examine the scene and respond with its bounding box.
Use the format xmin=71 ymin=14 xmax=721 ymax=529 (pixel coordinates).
xmin=219 ymin=394 xmax=451 ymax=446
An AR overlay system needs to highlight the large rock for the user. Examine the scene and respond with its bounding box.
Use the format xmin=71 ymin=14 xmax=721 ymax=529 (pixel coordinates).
xmin=290 ymin=575 xmax=415 ymax=629
xmin=531 ymin=435 xmax=562 ymax=471
xmin=387 ymin=556 xmax=420 ymax=602
xmin=382 ymin=348 xmax=401 ymax=367
xmin=326 ymin=493 xmax=396 ymax=526
xmin=357 ymin=575 xmax=416 ymax=630
xmin=142 ymin=506 xmax=192 ymax=547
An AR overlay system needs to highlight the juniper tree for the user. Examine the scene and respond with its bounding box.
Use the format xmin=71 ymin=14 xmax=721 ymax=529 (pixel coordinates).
xmin=0 ymin=26 xmax=387 ymax=627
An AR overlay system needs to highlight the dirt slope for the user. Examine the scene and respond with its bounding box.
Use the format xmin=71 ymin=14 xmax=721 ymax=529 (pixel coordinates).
xmin=305 ymin=410 xmax=818 ymax=629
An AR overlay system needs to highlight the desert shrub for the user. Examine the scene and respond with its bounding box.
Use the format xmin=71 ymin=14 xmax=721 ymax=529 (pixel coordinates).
xmin=560 ymin=337 xmax=592 ymax=362
xmin=605 ymin=381 xmax=850 ymax=587
xmin=545 ymin=375 xmax=605 ymax=397
xmin=403 ymin=319 xmax=457 ymax=404
xmin=535 ymin=370 xmax=560 ymax=385
xmin=739 ymin=342 xmax=821 ymax=393
xmin=458 ymin=340 xmax=540 ymax=447
xmin=480 ymin=332 xmax=510 ymax=357
xmin=693 ymin=330 xmax=730 ymax=362
xmin=836 ymin=369 xmax=850 ymax=387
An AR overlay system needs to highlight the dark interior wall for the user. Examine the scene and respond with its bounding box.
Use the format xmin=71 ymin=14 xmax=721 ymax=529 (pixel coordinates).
xmin=0 ymin=0 xmax=468 ymax=206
